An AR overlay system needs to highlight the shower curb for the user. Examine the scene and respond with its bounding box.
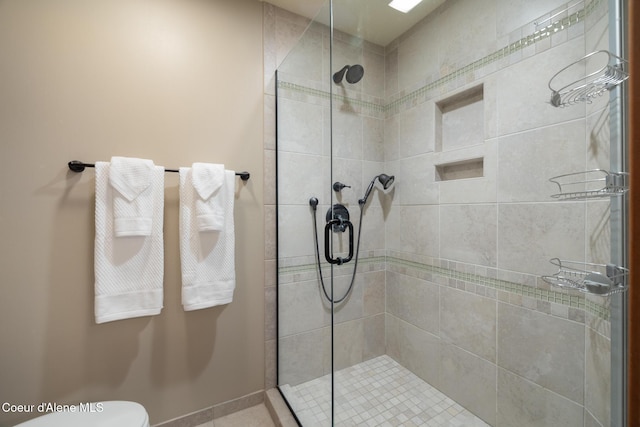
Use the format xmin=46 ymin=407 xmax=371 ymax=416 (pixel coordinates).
xmin=265 ymin=388 xmax=298 ymax=427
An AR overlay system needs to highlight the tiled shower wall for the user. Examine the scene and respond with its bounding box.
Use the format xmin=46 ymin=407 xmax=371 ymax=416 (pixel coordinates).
xmin=383 ymin=1 xmax=613 ymax=426
xmin=264 ymin=0 xmax=617 ymax=426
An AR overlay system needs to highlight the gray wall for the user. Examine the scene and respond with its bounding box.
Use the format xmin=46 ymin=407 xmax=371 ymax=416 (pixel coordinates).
xmin=0 ymin=1 xmax=265 ymax=425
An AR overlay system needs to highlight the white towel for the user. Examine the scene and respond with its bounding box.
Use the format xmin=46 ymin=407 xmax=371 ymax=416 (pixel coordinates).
xmin=179 ymin=167 xmax=236 ymax=311
xmin=192 ymin=162 xmax=226 ymax=231
xmin=109 ymin=156 xmax=155 ymax=237
xmin=94 ymin=161 xmax=164 ymax=323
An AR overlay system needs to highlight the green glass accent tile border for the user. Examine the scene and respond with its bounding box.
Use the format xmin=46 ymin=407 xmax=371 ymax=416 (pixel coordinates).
xmin=278 ymin=255 xmax=611 ymax=320
xmin=387 ymin=256 xmax=590 ymax=312
xmin=278 ymin=255 xmax=385 ymax=275
xmin=277 ymin=0 xmax=602 ymax=115
xmin=277 ymin=81 xmax=330 ymax=101
xmin=277 ymin=81 xmax=385 ymax=113
xmin=585 ymin=298 xmax=610 ymax=319
xmin=278 ymin=262 xmax=319 ymax=275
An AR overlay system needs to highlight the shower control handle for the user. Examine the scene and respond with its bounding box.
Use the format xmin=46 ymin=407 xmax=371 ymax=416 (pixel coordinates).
xmin=324 ymin=219 xmax=354 ymax=265
xmin=333 ymin=182 xmax=351 ymax=192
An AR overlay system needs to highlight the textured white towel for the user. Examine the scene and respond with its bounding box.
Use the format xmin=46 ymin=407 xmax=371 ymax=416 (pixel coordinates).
xmin=94 ymin=161 xmax=164 ymax=323
xmin=109 ymin=156 xmax=155 ymax=236
xmin=192 ymin=163 xmax=225 ymax=231
xmin=179 ymin=167 xmax=236 ymax=310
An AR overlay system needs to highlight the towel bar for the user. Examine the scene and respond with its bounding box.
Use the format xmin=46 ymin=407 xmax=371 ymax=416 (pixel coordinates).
xmin=68 ymin=160 xmax=250 ymax=181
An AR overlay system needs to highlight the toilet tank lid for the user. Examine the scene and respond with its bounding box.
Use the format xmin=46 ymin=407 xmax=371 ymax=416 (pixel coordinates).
xmin=14 ymin=401 xmax=149 ymax=427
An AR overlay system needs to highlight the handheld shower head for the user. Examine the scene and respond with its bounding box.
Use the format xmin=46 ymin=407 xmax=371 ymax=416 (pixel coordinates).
xmin=359 ymin=174 xmax=395 ymax=206
xmin=378 ymin=173 xmax=395 ymax=190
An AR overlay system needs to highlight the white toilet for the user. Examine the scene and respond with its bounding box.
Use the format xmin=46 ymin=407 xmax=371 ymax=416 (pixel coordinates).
xmin=14 ymin=401 xmax=149 ymax=427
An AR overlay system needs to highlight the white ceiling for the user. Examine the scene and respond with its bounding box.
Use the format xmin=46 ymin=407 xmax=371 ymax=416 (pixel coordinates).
xmin=261 ymin=0 xmax=447 ymax=46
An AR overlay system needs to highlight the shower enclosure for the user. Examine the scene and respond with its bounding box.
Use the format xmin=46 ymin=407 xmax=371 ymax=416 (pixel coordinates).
xmin=275 ymin=0 xmax=629 ymax=425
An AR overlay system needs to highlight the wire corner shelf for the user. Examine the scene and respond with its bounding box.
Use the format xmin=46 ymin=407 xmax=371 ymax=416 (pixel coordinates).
xmin=549 ymin=169 xmax=628 ymax=200
xmin=541 ymin=258 xmax=628 ymax=296
xmin=548 ymin=50 xmax=629 ymax=108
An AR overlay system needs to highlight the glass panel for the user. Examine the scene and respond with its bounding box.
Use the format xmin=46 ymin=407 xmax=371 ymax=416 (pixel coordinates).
xmin=276 ymin=0 xmax=627 ymax=425
xmin=327 ymin=2 xmax=391 ymax=426
xmin=276 ymin=1 xmax=333 ymax=425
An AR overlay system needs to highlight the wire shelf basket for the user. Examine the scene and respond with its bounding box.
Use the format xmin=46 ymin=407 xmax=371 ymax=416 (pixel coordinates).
xmin=549 ymin=169 xmax=628 ymax=200
xmin=548 ymin=50 xmax=629 ymax=107
xmin=541 ymin=258 xmax=628 ymax=296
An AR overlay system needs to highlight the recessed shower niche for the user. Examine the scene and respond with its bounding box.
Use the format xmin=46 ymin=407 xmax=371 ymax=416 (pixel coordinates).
xmin=435 ymin=85 xmax=484 ymax=181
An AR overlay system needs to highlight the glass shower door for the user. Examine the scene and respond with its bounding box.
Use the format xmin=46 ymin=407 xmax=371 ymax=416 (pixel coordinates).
xmin=276 ymin=1 xmax=335 ymax=425
xmin=327 ymin=3 xmax=393 ymax=426
xmin=327 ymin=1 xmax=628 ymax=426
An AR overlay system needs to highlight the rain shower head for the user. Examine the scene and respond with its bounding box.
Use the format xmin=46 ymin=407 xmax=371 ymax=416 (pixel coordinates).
xmin=333 ymin=64 xmax=365 ymax=84
xmin=359 ymin=174 xmax=395 ymax=206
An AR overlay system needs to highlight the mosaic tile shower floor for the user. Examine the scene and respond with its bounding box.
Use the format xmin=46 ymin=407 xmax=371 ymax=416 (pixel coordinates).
xmin=280 ymin=355 xmax=490 ymax=426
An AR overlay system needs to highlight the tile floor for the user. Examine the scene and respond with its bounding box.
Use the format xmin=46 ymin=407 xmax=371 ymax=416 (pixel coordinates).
xmin=195 ymin=403 xmax=275 ymax=427
xmin=280 ymin=355 xmax=490 ymax=426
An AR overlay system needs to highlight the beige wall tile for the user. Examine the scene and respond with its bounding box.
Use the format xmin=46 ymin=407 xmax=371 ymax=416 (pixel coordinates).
xmin=586 ymin=328 xmax=611 ymax=427
xmin=439 ymin=343 xmax=497 ymax=425
xmin=386 ymin=314 xmax=441 ymax=388
xmin=279 ymin=330 xmax=326 ymax=386
xmin=279 ymin=279 xmax=329 ymax=338
xmin=441 ymin=287 xmax=497 ymax=362
xmin=333 ymin=319 xmax=365 ymax=371
xmin=498 ymin=202 xmax=586 ymax=276
xmin=386 ymin=271 xmax=439 ymax=336
xmin=497 ymin=120 xmax=587 ymax=203
xmin=497 ymin=368 xmax=584 ymax=427
xmin=498 ymin=303 xmax=585 ymax=403
xmin=363 ymin=314 xmax=386 ymax=360
xmin=440 ymin=204 xmax=498 ymax=266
